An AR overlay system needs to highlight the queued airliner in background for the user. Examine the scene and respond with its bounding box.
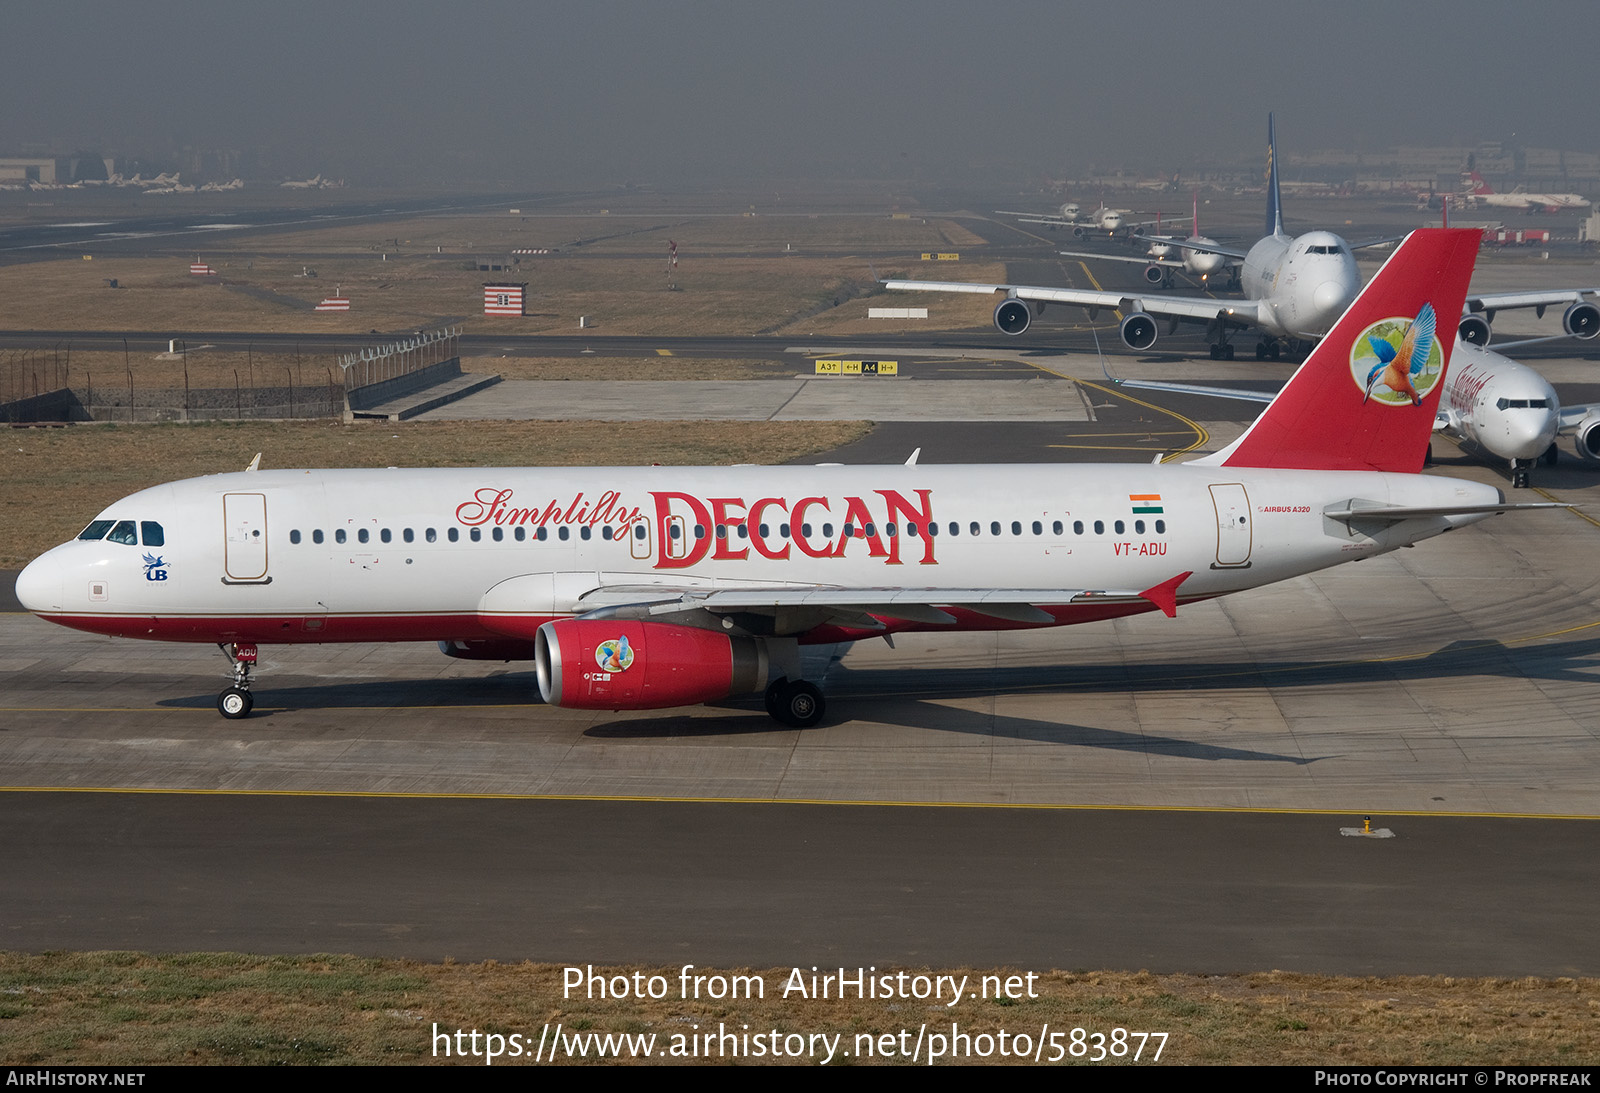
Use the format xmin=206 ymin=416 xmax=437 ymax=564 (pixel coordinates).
xmin=16 ymin=230 xmax=1550 ymax=727
xmin=1111 ymin=337 xmax=1600 ymax=489
xmin=897 ymin=117 xmax=1600 ymax=362
xmin=893 ymin=115 xmax=1374 ymax=361
xmin=1059 ymin=194 xmax=1239 ymax=290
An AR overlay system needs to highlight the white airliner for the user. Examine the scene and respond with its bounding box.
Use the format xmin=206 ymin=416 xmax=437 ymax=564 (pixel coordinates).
xmin=1460 ymin=171 xmax=1589 ymax=214
xmin=893 ymin=116 xmax=1373 ymax=362
xmin=1059 ymin=194 xmax=1239 ymax=290
xmin=16 ymin=230 xmax=1548 ymax=727
xmin=1114 ymin=338 xmax=1600 ymax=489
xmin=995 ymin=200 xmax=1161 ymax=239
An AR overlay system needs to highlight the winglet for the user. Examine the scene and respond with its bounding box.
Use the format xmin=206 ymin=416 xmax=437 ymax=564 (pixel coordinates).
xmin=245 ymin=452 xmax=262 ymax=473
xmin=1139 ymin=571 xmax=1191 ymax=618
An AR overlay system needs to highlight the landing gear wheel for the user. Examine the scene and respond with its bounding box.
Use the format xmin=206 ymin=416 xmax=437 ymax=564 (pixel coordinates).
xmin=1208 ymin=345 xmax=1222 ymax=361
xmin=1223 ymin=344 xmax=1235 ymax=361
xmin=769 ymin=680 xmax=824 ymax=728
xmin=218 ymin=687 xmax=253 ymax=719
xmin=1254 ymin=342 xmax=1267 ymax=361
xmin=1543 ymin=443 xmax=1560 ymax=467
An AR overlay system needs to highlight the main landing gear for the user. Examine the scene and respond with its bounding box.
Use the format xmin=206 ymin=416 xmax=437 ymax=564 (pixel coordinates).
xmin=217 ymin=642 xmax=257 ymax=719
xmin=764 ymin=677 xmax=825 ymax=728
xmin=1208 ymin=341 xmax=1235 ymax=361
xmin=1253 ymin=338 xmax=1283 ymax=361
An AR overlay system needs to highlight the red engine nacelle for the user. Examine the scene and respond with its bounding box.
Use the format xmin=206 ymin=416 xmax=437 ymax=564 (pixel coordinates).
xmin=535 ymin=619 xmax=767 ymax=711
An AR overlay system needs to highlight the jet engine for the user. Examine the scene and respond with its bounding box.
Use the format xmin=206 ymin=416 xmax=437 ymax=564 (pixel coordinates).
xmin=1458 ymin=315 xmax=1492 ymax=347
xmin=1564 ymin=301 xmax=1600 ymax=339
xmin=535 ymin=618 xmax=767 ymax=711
xmin=1574 ymin=413 xmax=1600 ymax=461
xmin=993 ymin=297 xmax=1034 ymax=336
xmin=1119 ymin=312 xmax=1159 ymax=351
xmin=1143 ymin=265 xmax=1167 ymax=286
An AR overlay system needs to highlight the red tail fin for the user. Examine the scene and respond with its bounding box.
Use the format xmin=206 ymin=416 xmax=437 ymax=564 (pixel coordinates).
xmin=1211 ymin=228 xmax=1482 ymax=473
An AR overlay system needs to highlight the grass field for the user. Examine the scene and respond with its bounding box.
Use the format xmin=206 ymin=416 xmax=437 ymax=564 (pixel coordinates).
xmin=0 ymin=208 xmax=1003 ymax=338
xmin=0 ymin=953 xmax=1594 ymax=1066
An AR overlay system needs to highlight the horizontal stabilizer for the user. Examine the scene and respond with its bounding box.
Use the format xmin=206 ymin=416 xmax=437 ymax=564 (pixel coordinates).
xmin=1324 ymin=501 xmax=1567 ymax=523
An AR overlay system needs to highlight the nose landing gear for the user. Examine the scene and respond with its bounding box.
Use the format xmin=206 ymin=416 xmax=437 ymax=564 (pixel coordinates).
xmin=217 ymin=642 xmax=257 ymax=719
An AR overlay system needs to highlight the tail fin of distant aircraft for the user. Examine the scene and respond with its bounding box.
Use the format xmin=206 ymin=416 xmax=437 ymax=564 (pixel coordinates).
xmin=1196 ymin=228 xmax=1483 ymax=474
xmin=1264 ymin=113 xmax=1284 ymax=238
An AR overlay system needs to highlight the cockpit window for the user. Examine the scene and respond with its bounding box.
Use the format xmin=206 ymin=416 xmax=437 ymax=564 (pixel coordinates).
xmin=1496 ymin=398 xmax=1551 ymax=410
xmin=141 ymin=521 xmax=165 ymax=547
xmin=78 ymin=520 xmax=114 ymax=541
xmin=106 ymin=520 xmax=138 ymax=546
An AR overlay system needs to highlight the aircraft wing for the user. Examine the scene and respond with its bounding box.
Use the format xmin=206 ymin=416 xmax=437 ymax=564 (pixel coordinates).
xmin=1558 ymin=404 xmax=1600 ymax=431
xmin=1125 ymin=234 xmax=1249 ymax=261
xmin=574 ymin=578 xmax=1195 ymax=628
xmin=1345 ymin=235 xmax=1406 ymax=251
xmin=1466 ymin=289 xmax=1600 ymax=314
xmin=1058 ymin=249 xmax=1186 ymax=270
xmin=883 ymin=277 xmax=1269 ymax=326
xmin=996 ymin=210 xmax=1078 ymax=227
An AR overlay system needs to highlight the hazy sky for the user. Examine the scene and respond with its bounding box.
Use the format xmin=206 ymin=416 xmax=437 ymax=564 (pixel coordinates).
xmin=5 ymin=1 xmax=1596 ymax=187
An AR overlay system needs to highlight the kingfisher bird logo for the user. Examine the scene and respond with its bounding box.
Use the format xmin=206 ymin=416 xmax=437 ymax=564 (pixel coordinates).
xmin=595 ymin=636 xmax=634 ymax=673
xmin=1350 ymin=303 xmax=1441 ymax=406
xmin=141 ymin=553 xmax=170 ymax=582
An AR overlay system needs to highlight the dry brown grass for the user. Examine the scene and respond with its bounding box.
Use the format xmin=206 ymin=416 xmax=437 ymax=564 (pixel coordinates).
xmin=0 ymin=210 xmax=1005 ymax=337
xmin=1 ymin=955 xmax=1595 ymax=1066
xmin=1 ymin=418 xmax=869 ymax=568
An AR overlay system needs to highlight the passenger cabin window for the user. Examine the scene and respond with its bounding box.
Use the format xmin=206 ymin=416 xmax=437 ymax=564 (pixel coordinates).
xmin=313 ymin=530 xmax=324 ymax=544
xmin=290 ymin=530 xmax=302 ymax=545
xmin=336 ymin=529 xmax=347 ymax=544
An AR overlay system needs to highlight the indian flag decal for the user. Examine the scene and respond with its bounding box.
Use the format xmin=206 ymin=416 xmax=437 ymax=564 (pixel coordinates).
xmin=1130 ymin=493 xmax=1164 ymax=514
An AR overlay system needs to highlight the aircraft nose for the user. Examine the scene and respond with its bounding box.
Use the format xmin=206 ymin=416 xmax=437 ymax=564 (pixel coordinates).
xmin=15 ymin=551 xmax=63 ymax=614
xmin=1504 ymin=412 xmax=1559 ymax=459
xmin=1313 ymin=279 xmax=1351 ymax=318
